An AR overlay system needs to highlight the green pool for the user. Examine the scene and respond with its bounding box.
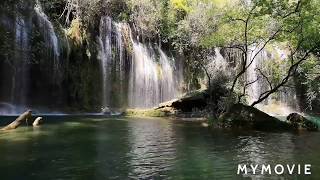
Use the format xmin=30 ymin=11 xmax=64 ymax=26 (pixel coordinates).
xmin=0 ymin=116 xmax=319 ymax=179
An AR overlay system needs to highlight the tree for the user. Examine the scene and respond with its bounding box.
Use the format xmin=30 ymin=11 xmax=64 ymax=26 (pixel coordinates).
xmin=201 ymin=0 xmax=320 ymax=107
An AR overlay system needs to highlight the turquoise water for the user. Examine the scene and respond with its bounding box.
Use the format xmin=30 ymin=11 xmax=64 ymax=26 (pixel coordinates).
xmin=0 ymin=116 xmax=319 ymax=179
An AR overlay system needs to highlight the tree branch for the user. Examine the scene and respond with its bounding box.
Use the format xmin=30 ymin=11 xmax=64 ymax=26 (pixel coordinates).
xmin=251 ymin=46 xmax=316 ymax=106
xmin=257 ymin=68 xmax=273 ymax=89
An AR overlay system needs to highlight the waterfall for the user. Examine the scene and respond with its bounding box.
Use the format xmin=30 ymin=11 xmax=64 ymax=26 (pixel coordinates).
xmin=98 ymin=16 xmax=112 ymax=107
xmin=98 ymin=16 xmax=129 ymax=108
xmin=98 ymin=16 xmax=181 ymax=109
xmin=128 ymin=42 xmax=161 ymax=108
xmin=206 ymin=48 xmax=228 ymax=75
xmin=115 ymin=23 xmax=125 ymax=97
xmin=34 ymin=0 xmax=60 ymax=75
xmin=128 ymin=41 xmax=180 ymax=108
xmin=246 ymin=46 xmax=268 ymax=105
xmin=0 ymin=1 xmax=64 ymax=114
xmin=212 ymin=48 xmax=227 ymax=71
xmin=246 ymin=46 xmax=299 ymax=115
xmin=13 ymin=16 xmax=31 ymax=107
xmin=159 ymin=48 xmax=178 ymax=100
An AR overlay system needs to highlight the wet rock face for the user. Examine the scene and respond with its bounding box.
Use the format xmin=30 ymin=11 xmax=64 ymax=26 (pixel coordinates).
xmin=287 ymin=113 xmax=318 ymax=131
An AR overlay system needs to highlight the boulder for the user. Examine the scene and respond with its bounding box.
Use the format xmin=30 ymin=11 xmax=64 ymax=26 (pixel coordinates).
xmin=156 ymin=89 xmax=209 ymax=113
xmin=33 ymin=117 xmax=43 ymax=127
xmin=101 ymin=107 xmax=111 ymax=114
xmin=219 ymin=103 xmax=291 ymax=130
xmin=287 ymin=113 xmax=318 ymax=131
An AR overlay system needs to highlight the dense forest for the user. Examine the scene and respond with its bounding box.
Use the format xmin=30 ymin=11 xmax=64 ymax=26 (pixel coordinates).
xmin=0 ymin=0 xmax=320 ymax=119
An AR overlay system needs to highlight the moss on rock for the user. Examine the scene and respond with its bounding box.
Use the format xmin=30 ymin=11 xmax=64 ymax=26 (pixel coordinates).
xmin=125 ymin=109 xmax=167 ymax=117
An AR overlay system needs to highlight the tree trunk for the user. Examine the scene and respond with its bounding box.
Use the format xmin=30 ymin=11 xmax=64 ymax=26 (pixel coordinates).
xmin=1 ymin=110 xmax=32 ymax=131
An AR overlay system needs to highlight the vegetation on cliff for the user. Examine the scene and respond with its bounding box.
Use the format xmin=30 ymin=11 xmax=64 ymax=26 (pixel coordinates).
xmin=1 ymin=0 xmax=320 ymax=118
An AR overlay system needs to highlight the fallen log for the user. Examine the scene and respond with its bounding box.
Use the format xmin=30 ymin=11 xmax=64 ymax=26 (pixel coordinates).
xmin=1 ymin=110 xmax=32 ymax=131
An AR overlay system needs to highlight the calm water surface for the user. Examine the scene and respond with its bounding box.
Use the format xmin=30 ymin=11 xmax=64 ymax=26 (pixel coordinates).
xmin=0 ymin=116 xmax=319 ymax=179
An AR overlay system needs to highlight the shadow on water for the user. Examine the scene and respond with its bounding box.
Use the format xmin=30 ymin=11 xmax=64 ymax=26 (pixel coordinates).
xmin=0 ymin=116 xmax=319 ymax=179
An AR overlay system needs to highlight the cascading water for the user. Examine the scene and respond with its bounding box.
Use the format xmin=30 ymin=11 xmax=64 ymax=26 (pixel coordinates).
xmin=206 ymin=48 xmax=228 ymax=75
xmin=128 ymin=41 xmax=180 ymax=108
xmin=115 ymin=23 xmax=126 ymax=103
xmin=98 ymin=16 xmax=113 ymax=108
xmin=12 ymin=16 xmax=31 ymax=109
xmin=212 ymin=48 xmax=228 ymax=71
xmin=246 ymin=46 xmax=268 ymax=105
xmin=98 ymin=16 xmax=129 ymax=108
xmin=128 ymin=42 xmax=161 ymax=108
xmin=98 ymin=16 xmax=181 ymax=109
xmin=34 ymin=0 xmax=61 ymax=77
xmin=246 ymin=46 xmax=299 ymax=115
xmin=159 ymin=48 xmax=178 ymax=100
xmin=0 ymin=1 xmax=64 ymax=114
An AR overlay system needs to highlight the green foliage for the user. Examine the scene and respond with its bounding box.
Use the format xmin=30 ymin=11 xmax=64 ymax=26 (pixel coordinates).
xmin=298 ymin=55 xmax=320 ymax=110
xmin=170 ymin=0 xmax=190 ymax=12
xmin=2 ymin=0 xmax=320 ymax=111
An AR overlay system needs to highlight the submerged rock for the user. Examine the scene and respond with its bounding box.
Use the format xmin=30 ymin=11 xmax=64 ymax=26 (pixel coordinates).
xmin=33 ymin=117 xmax=43 ymax=127
xmin=218 ymin=104 xmax=291 ymax=130
xmin=287 ymin=113 xmax=318 ymax=131
xmin=101 ymin=107 xmax=111 ymax=114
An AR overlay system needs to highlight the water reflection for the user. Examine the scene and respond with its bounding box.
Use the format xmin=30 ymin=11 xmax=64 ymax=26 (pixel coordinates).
xmin=236 ymin=132 xmax=294 ymax=179
xmin=93 ymin=118 xmax=131 ymax=179
xmin=127 ymin=118 xmax=176 ymax=178
xmin=0 ymin=117 xmax=319 ymax=179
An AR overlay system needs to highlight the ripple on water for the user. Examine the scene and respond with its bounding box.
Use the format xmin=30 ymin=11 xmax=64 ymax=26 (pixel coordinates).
xmin=0 ymin=117 xmax=319 ymax=179
xmin=126 ymin=119 xmax=177 ymax=179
